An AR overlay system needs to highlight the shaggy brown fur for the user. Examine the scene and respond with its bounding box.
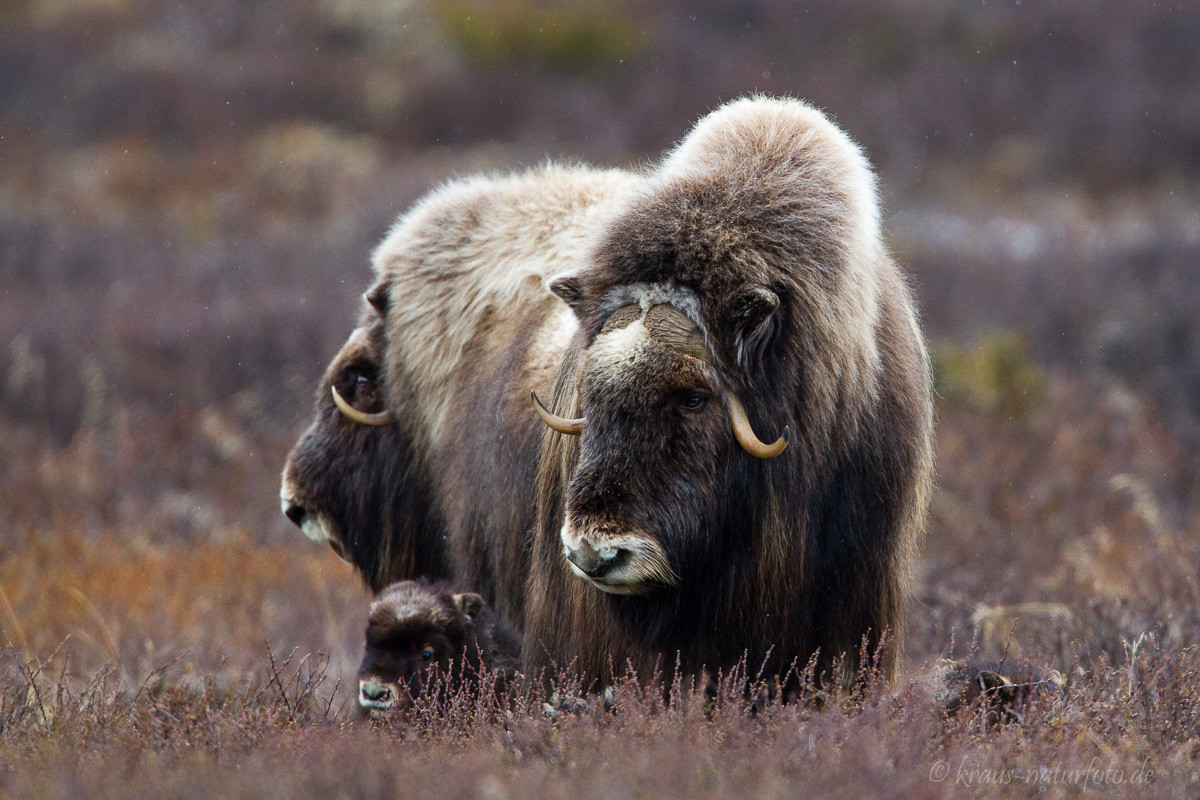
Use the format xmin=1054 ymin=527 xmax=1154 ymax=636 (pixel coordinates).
xmin=282 ymin=164 xmax=637 ymax=621
xmin=523 ymin=97 xmax=933 ymax=687
xmin=356 ymin=579 xmax=521 ymax=717
xmin=369 ymin=163 xmax=640 ymax=628
xmin=284 ymin=96 xmax=932 ymax=690
xmin=280 ymin=308 xmax=448 ymax=591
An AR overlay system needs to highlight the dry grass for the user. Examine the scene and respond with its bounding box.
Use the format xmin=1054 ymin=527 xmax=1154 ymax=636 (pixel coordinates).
xmin=1 ymin=626 xmax=1196 ymax=797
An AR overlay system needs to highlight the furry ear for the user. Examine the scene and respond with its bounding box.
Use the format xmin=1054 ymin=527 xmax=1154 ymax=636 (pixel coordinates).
xmin=452 ymin=592 xmax=484 ymax=621
xmin=547 ymin=272 xmax=585 ymax=311
xmin=364 ymin=277 xmax=390 ymax=316
xmin=731 ymin=286 xmax=780 ymax=370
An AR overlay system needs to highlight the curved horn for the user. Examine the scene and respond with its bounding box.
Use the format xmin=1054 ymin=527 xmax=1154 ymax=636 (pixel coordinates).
xmin=726 ymin=393 xmax=789 ymax=459
xmin=331 ymin=385 xmax=392 ymax=427
xmin=531 ymin=391 xmax=585 ymax=436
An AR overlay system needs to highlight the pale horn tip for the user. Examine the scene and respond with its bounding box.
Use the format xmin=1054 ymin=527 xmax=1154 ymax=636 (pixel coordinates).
xmin=531 ymin=390 xmax=585 ymax=436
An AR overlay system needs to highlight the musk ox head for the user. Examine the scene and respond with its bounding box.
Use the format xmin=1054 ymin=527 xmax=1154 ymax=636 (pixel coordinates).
xmin=356 ymin=579 xmax=521 ymax=717
xmin=920 ymin=659 xmax=1065 ymax=724
xmin=532 ymin=283 xmax=789 ymax=597
xmin=356 ymin=580 xmax=486 ymax=716
xmin=279 ymin=299 xmax=445 ymax=591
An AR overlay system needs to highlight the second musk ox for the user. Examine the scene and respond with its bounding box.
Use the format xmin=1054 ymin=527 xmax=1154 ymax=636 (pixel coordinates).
xmin=283 ymin=161 xmax=639 ymax=621
xmin=280 ymin=309 xmax=447 ymax=591
xmin=524 ymin=97 xmax=933 ymax=684
xmin=282 ymin=96 xmax=933 ymax=686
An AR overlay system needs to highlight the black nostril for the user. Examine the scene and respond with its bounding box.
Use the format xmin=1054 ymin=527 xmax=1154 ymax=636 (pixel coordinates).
xmin=361 ymin=684 xmax=391 ymax=702
xmin=571 ymin=547 xmax=629 ymax=579
xmin=284 ymin=504 xmax=306 ymax=527
xmin=596 ymin=549 xmax=628 ymax=578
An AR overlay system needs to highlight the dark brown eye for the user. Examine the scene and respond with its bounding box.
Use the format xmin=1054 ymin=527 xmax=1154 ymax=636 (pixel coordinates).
xmin=420 ymin=646 xmax=434 ymax=661
xmin=681 ymin=393 xmax=708 ymax=412
xmin=355 ymin=374 xmax=371 ymax=394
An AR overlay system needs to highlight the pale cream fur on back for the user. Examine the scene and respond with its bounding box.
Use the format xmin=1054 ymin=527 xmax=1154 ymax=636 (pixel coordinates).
xmin=371 ymin=97 xmax=902 ymax=470
xmin=373 ymin=163 xmax=641 ymax=453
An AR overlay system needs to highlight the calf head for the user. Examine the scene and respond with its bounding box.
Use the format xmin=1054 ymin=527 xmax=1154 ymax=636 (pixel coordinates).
xmin=356 ymin=580 xmax=484 ymax=716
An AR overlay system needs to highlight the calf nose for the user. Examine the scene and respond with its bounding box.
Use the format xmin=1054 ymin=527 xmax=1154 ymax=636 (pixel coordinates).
xmin=359 ymin=678 xmax=393 ymax=706
xmin=565 ymin=540 xmax=628 ymax=579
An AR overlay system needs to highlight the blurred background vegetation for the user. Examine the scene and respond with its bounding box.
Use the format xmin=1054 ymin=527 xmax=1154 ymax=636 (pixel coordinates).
xmin=1 ymin=0 xmax=1198 ymax=687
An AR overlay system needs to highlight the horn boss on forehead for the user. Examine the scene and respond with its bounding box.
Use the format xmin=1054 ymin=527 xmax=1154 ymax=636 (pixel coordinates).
xmin=532 ymin=299 xmax=788 ymax=459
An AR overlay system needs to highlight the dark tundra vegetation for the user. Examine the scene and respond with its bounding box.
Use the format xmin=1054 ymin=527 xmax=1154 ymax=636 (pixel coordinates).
xmin=2 ymin=1 xmax=1200 ymax=797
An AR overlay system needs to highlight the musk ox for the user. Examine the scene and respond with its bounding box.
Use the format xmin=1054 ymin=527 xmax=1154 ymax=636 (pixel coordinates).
xmin=284 ymin=96 xmax=932 ymax=688
xmin=521 ymin=96 xmax=933 ymax=685
xmin=280 ymin=305 xmax=449 ymax=591
xmin=356 ymin=578 xmax=522 ymax=717
xmin=334 ymin=162 xmax=639 ymax=627
xmin=282 ymin=162 xmax=638 ymax=628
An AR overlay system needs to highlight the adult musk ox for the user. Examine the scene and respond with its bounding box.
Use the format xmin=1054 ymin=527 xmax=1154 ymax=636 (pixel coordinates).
xmin=522 ymin=96 xmax=933 ymax=684
xmin=282 ymin=162 xmax=640 ymax=620
xmin=283 ymin=96 xmax=932 ymax=686
xmin=280 ymin=306 xmax=449 ymax=591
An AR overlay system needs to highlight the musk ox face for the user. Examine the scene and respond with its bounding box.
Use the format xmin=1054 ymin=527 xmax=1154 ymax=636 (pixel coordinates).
xmin=280 ymin=310 xmax=441 ymax=589
xmin=535 ymin=284 xmax=789 ymax=596
xmin=356 ymin=580 xmax=482 ymax=716
xmin=280 ymin=315 xmax=389 ymax=556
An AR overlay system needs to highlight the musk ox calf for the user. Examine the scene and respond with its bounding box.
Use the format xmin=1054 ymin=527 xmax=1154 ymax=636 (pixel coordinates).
xmin=283 ymin=96 xmax=932 ymax=689
xmin=914 ymin=659 xmax=1065 ymax=724
xmin=357 ymin=579 xmax=521 ymax=717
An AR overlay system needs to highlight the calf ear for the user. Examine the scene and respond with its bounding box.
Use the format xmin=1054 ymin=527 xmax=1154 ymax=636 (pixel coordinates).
xmin=364 ymin=277 xmax=390 ymax=316
xmin=731 ymin=286 xmax=780 ymax=370
xmin=452 ymin=593 xmax=484 ymax=621
xmin=547 ymin=272 xmax=585 ymax=311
